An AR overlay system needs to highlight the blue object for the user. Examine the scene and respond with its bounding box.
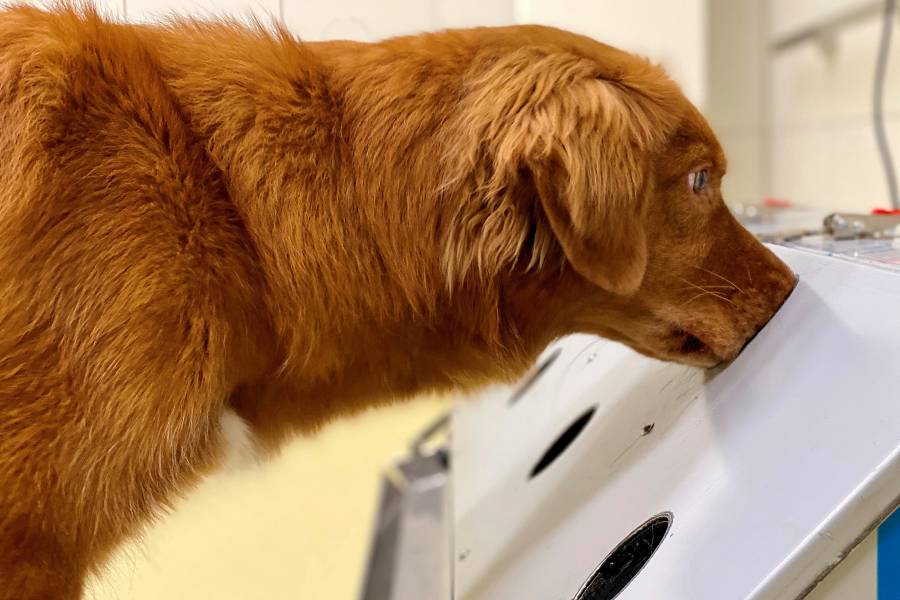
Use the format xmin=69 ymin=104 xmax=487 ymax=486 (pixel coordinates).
xmin=878 ymin=507 xmax=900 ymax=599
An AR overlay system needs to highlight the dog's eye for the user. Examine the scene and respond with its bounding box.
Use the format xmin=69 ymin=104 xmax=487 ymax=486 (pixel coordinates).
xmin=688 ymin=169 xmax=709 ymax=194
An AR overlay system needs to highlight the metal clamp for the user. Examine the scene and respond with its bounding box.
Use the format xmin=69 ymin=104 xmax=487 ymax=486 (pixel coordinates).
xmin=823 ymin=212 xmax=900 ymax=239
xmin=410 ymin=410 xmax=451 ymax=457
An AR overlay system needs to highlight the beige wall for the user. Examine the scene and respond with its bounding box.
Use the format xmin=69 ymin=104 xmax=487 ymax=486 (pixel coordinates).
xmin=85 ymin=398 xmax=450 ymax=600
xmin=706 ymin=0 xmax=772 ymax=205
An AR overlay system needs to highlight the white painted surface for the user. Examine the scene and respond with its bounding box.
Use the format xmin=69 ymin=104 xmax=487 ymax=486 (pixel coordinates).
xmin=124 ymin=0 xmax=515 ymax=40
xmin=125 ymin=0 xmax=278 ymax=24
xmin=432 ymin=0 xmax=514 ymax=31
xmin=283 ymin=0 xmax=432 ymax=42
xmin=452 ymin=245 xmax=900 ymax=600
xmin=284 ymin=0 xmax=515 ymax=41
xmin=18 ymin=0 xmax=123 ymax=17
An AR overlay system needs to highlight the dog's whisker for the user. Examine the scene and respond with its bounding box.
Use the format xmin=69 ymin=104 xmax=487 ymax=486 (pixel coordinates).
xmin=678 ymin=277 xmax=711 ymax=294
xmin=693 ymin=266 xmax=745 ymax=295
xmin=677 ymin=278 xmax=736 ymax=298
xmin=676 ymin=284 xmax=734 ymax=291
xmin=681 ymin=291 xmax=716 ymax=306
xmin=680 ymin=289 xmax=737 ymax=307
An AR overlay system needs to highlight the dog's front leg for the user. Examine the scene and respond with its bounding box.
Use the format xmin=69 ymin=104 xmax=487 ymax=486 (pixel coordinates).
xmin=0 ymin=317 xmax=232 ymax=599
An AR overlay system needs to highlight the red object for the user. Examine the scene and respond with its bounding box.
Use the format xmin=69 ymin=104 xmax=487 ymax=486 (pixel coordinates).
xmin=872 ymin=208 xmax=900 ymax=215
xmin=763 ymin=197 xmax=793 ymax=208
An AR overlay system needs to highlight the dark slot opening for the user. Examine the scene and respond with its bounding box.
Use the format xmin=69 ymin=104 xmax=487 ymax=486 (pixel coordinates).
xmin=573 ymin=513 xmax=673 ymax=600
xmin=528 ymin=406 xmax=596 ymax=479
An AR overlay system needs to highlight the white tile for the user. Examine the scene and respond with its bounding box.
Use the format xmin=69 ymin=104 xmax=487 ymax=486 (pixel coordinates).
xmin=771 ymin=118 xmax=900 ymax=212
xmin=771 ymin=129 xmax=840 ymax=210
xmin=772 ymin=18 xmax=900 ymax=130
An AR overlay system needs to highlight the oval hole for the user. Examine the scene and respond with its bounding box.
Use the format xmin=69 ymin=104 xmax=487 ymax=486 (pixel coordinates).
xmin=508 ymin=348 xmax=562 ymax=406
xmin=528 ymin=406 xmax=596 ymax=479
xmin=573 ymin=512 xmax=672 ymax=600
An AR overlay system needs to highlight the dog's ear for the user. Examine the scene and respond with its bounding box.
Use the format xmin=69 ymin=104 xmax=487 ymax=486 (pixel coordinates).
xmin=525 ymin=111 xmax=650 ymax=295
xmin=443 ymin=47 xmax=678 ymax=295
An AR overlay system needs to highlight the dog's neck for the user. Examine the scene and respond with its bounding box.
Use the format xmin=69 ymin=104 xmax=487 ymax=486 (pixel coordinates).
xmin=149 ymin=24 xmax=570 ymax=423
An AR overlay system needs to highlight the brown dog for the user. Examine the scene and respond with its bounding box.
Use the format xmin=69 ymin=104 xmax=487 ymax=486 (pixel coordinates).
xmin=0 ymin=4 xmax=795 ymax=598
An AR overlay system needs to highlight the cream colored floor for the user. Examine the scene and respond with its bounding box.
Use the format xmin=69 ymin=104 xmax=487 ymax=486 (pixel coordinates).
xmin=85 ymin=396 xmax=451 ymax=600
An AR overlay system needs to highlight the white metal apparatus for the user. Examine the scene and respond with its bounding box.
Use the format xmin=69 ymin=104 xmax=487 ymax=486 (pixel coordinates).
xmin=451 ymin=242 xmax=900 ymax=600
xmin=359 ymin=215 xmax=900 ymax=600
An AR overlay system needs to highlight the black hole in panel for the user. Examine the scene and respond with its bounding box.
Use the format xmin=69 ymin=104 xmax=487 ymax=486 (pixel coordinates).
xmin=528 ymin=406 xmax=596 ymax=479
xmin=508 ymin=348 xmax=562 ymax=406
xmin=573 ymin=513 xmax=673 ymax=600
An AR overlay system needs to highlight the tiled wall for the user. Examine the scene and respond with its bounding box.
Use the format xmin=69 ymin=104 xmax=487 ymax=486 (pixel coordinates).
xmin=771 ymin=6 xmax=900 ymax=212
xmin=709 ymin=0 xmax=900 ymax=213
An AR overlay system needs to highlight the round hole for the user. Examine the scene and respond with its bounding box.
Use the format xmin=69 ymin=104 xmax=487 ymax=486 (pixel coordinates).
xmin=573 ymin=512 xmax=673 ymax=600
xmin=528 ymin=406 xmax=596 ymax=479
xmin=508 ymin=347 xmax=562 ymax=406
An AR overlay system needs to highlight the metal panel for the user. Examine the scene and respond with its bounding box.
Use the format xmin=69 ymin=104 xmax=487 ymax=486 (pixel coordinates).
xmin=359 ymin=449 xmax=452 ymax=600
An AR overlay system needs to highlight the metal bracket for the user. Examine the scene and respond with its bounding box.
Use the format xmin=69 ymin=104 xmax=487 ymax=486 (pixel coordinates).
xmin=823 ymin=212 xmax=900 ymax=239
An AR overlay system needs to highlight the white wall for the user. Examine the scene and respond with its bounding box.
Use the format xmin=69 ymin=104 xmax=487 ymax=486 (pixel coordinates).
xmin=121 ymin=0 xmax=516 ymax=39
xmin=126 ymin=0 xmax=278 ymax=25
xmin=705 ymin=0 xmax=772 ymax=205
xmin=17 ymin=0 xmax=515 ymax=38
xmin=770 ymin=0 xmax=871 ymax=39
xmin=21 ymin=0 xmax=123 ymax=17
xmin=708 ymin=0 xmax=900 ymax=213
xmin=284 ymin=0 xmax=515 ymax=41
xmin=770 ymin=0 xmax=900 ymax=212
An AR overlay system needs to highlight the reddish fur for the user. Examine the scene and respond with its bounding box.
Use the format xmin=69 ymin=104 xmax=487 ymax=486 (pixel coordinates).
xmin=0 ymin=4 xmax=795 ymax=597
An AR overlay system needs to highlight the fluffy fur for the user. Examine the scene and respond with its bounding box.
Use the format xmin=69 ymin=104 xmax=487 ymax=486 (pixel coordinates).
xmin=0 ymin=5 xmax=796 ymax=598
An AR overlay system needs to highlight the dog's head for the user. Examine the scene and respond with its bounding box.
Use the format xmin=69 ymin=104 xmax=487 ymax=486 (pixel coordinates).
xmin=442 ymin=27 xmax=795 ymax=368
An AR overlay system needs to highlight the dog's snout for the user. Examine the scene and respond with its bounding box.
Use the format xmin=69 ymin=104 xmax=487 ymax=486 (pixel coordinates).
xmin=759 ymin=250 xmax=797 ymax=311
xmin=730 ymin=245 xmax=797 ymax=352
